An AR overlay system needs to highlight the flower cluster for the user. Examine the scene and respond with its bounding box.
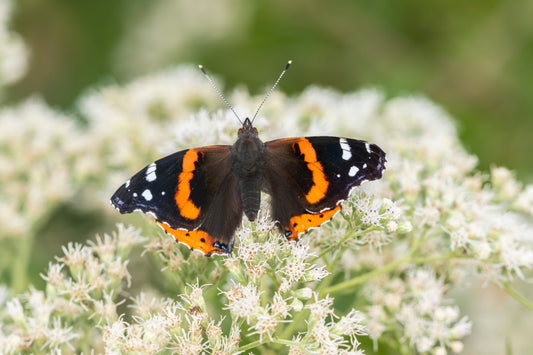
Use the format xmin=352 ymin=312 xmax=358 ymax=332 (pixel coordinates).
xmin=103 ymin=284 xmax=241 ymax=354
xmin=0 ymin=0 xmax=28 ymax=87
xmin=377 ymin=97 xmax=533 ymax=283
xmin=0 ymin=224 xmax=146 ymax=353
xmin=365 ymin=268 xmax=472 ymax=353
xmin=219 ymin=215 xmax=368 ymax=354
xmin=121 ymin=210 xmax=368 ymax=354
xmin=0 ymin=98 xmax=88 ymax=238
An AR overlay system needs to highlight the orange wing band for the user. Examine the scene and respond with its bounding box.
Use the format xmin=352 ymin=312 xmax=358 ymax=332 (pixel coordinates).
xmin=294 ymin=139 xmax=328 ymax=204
xmin=157 ymin=222 xmax=226 ymax=256
xmin=175 ymin=149 xmax=202 ymax=220
xmin=284 ymin=205 xmax=341 ymax=241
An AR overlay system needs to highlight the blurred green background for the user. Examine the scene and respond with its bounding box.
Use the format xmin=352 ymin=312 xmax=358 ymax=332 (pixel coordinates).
xmin=7 ymin=0 xmax=533 ymax=181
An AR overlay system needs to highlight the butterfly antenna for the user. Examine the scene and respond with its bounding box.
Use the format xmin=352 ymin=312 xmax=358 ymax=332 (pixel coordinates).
xmin=251 ymin=60 xmax=292 ymax=124
xmin=199 ymin=65 xmax=243 ymax=124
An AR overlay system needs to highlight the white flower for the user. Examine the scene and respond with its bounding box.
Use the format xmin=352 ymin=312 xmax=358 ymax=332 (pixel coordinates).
xmin=43 ymin=317 xmax=79 ymax=352
xmin=103 ymin=317 xmax=127 ymax=350
xmin=93 ymin=292 xmax=120 ymax=324
xmin=223 ymin=283 xmax=261 ymax=322
xmin=173 ymin=326 xmax=206 ymax=354
xmin=271 ymin=292 xmax=291 ymax=318
xmin=6 ymin=297 xmax=24 ymax=323
xmin=141 ymin=315 xmax=172 ymax=353
xmin=283 ymin=259 xmax=307 ymax=282
xmin=0 ymin=0 xmax=28 ymax=85
xmin=107 ymin=258 xmax=132 ymax=286
xmin=250 ymin=308 xmax=278 ymax=341
xmin=57 ymin=242 xmax=90 ymax=277
xmin=238 ymin=242 xmax=261 ymax=262
xmin=62 ymin=277 xmax=94 ymax=308
xmin=306 ymin=293 xmax=334 ymax=321
xmin=337 ymin=309 xmax=367 ymax=338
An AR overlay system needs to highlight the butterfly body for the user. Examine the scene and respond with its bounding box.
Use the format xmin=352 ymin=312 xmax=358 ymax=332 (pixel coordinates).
xmin=231 ymin=118 xmax=266 ymax=222
xmin=111 ymin=116 xmax=386 ymax=256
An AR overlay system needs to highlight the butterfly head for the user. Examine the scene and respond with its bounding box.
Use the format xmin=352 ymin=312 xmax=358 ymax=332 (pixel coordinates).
xmin=238 ymin=117 xmax=259 ymax=139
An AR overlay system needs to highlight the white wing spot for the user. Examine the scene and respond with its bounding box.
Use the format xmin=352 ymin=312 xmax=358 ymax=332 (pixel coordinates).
xmin=133 ymin=192 xmax=138 ymax=198
xmin=125 ymin=179 xmax=131 ymax=188
xmin=339 ymin=138 xmax=352 ymax=160
xmin=365 ymin=142 xmax=371 ymax=154
xmin=161 ymin=191 xmax=166 ymax=196
xmin=336 ymin=173 xmax=341 ymax=178
xmin=349 ymin=166 xmax=359 ymax=177
xmin=145 ymin=163 xmax=157 ymax=182
xmin=142 ymin=189 xmax=153 ymax=201
xmin=363 ymin=163 xmax=367 ymax=169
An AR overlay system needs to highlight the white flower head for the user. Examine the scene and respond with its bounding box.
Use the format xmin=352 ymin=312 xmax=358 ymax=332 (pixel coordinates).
xmin=223 ymin=283 xmax=261 ymax=322
xmin=43 ymin=317 xmax=80 ymax=352
xmin=249 ymin=308 xmax=278 ymax=341
xmin=306 ymin=293 xmax=335 ymax=321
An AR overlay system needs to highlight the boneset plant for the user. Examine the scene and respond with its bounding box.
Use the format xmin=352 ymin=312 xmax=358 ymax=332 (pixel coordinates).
xmin=1 ymin=65 xmax=532 ymax=354
xmin=0 ymin=2 xmax=532 ymax=352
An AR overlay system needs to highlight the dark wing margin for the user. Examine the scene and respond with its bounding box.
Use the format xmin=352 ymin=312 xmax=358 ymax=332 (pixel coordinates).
xmin=263 ymin=136 xmax=386 ymax=239
xmin=110 ymin=145 xmax=242 ymax=255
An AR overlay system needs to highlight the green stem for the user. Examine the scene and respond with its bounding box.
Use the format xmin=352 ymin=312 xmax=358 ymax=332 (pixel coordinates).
xmin=280 ymin=305 xmax=308 ymax=340
xmin=279 ymin=272 xmax=336 ymax=340
xmin=238 ymin=340 xmax=262 ymax=352
xmin=320 ymin=254 xmax=410 ymax=295
xmin=238 ymin=337 xmax=301 ymax=352
xmin=310 ymin=226 xmax=379 ymax=263
xmin=409 ymin=253 xmax=458 ymax=264
xmin=12 ymin=228 xmax=36 ymax=293
xmin=272 ymin=337 xmax=301 ymax=347
xmin=502 ymin=282 xmax=533 ymax=311
xmin=320 ymin=235 xmax=424 ymax=296
xmin=266 ymin=269 xmax=280 ymax=286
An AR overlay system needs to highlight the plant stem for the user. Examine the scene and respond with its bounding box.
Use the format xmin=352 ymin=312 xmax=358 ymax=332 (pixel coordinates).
xmin=238 ymin=337 xmax=301 ymax=352
xmin=502 ymin=282 xmax=533 ymax=311
xmin=409 ymin=253 xmax=458 ymax=264
xmin=310 ymin=226 xmax=378 ymax=263
xmin=238 ymin=339 xmax=262 ymax=352
xmin=320 ymin=254 xmax=410 ymax=295
xmin=272 ymin=337 xmax=301 ymax=347
xmin=12 ymin=228 xmax=35 ymax=293
xmin=280 ymin=306 xmax=308 ymax=340
xmin=320 ymin=236 xmax=423 ymax=296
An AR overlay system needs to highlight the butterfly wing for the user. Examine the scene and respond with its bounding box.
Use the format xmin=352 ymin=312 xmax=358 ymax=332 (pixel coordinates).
xmin=111 ymin=145 xmax=242 ymax=255
xmin=263 ymin=137 xmax=386 ymax=240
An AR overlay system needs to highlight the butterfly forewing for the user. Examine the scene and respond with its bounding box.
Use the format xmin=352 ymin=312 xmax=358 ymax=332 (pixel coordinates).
xmin=110 ymin=145 xmax=242 ymax=255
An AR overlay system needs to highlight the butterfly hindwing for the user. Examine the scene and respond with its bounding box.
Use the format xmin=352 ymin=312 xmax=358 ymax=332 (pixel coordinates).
xmin=111 ymin=145 xmax=242 ymax=255
xmin=263 ymin=137 xmax=386 ymax=239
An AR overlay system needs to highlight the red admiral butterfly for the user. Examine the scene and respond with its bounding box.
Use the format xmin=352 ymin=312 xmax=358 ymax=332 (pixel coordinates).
xmin=111 ymin=62 xmax=386 ymax=256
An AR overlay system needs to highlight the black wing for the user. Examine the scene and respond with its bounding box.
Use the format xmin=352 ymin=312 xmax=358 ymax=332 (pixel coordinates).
xmin=262 ymin=137 xmax=385 ymax=239
xmin=110 ymin=145 xmax=242 ymax=255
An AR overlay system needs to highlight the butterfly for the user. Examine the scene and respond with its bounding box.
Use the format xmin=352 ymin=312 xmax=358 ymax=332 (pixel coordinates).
xmin=110 ymin=62 xmax=386 ymax=256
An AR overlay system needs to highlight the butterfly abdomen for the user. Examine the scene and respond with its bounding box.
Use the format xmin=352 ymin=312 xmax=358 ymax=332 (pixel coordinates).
xmin=234 ymin=154 xmax=264 ymax=222
xmin=240 ymin=177 xmax=262 ymax=221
